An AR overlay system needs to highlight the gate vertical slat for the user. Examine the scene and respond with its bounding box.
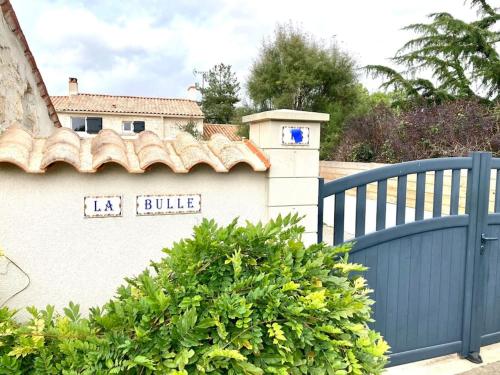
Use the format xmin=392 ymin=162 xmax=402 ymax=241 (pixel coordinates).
xmin=415 ymin=172 xmax=426 ymax=221
xmin=495 ymin=170 xmax=500 ymax=213
xmin=461 ymin=154 xmax=480 ymax=357
xmin=356 ymin=185 xmax=367 ymax=237
xmin=377 ymin=180 xmax=387 ymax=230
xmin=407 ymin=235 xmax=422 ymax=350
xmin=334 ymin=192 xmax=345 ymax=245
xmin=450 ymin=169 xmax=461 ymax=215
xmin=466 ymin=168 xmax=473 ymax=214
xmin=397 ymin=176 xmax=407 ymax=225
xmin=433 ymin=170 xmax=444 ymax=217
xmin=317 ymin=178 xmax=324 ymax=243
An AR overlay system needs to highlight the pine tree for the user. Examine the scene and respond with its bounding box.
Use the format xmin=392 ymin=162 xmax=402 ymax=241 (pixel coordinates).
xmin=366 ymin=0 xmax=499 ymax=105
xmin=198 ymin=63 xmax=240 ymax=124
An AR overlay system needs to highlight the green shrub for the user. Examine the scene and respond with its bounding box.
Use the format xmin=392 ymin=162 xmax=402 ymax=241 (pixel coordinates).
xmin=333 ymin=99 xmax=499 ymax=163
xmin=0 ymin=215 xmax=388 ymax=374
xmin=178 ymin=118 xmax=201 ymax=140
xmin=349 ymin=143 xmax=374 ymax=162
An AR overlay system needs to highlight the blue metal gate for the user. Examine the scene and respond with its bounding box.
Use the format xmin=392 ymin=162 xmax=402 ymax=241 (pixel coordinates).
xmin=318 ymin=152 xmax=500 ymax=366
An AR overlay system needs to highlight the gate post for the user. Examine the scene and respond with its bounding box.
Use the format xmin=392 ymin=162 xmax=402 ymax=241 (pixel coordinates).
xmin=243 ymin=110 xmax=329 ymax=245
xmin=461 ymin=152 xmax=492 ymax=362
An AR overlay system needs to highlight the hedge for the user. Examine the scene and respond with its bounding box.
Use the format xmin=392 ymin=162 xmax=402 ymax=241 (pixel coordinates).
xmin=0 ymin=214 xmax=388 ymax=374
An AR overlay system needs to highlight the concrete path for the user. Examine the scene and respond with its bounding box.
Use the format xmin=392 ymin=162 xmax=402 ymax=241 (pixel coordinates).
xmin=384 ymin=343 xmax=500 ymax=375
xmin=458 ymin=361 xmax=500 ymax=374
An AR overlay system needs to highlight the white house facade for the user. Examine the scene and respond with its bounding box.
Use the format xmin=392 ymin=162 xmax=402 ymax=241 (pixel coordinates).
xmin=52 ymin=78 xmax=205 ymax=140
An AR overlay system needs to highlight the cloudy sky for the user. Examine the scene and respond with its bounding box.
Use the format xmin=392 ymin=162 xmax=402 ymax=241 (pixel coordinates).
xmin=11 ymin=0 xmax=478 ymax=99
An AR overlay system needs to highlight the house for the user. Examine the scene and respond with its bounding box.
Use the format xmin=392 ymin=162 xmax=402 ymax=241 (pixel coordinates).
xmin=0 ymin=0 xmax=60 ymax=136
xmin=51 ymin=78 xmax=204 ymax=139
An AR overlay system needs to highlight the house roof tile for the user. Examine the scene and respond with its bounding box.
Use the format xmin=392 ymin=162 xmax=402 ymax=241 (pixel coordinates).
xmin=51 ymin=94 xmax=204 ymax=117
xmin=203 ymin=124 xmax=241 ymax=141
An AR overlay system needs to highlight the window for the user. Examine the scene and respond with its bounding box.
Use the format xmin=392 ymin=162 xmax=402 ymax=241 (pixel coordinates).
xmin=71 ymin=117 xmax=85 ymax=132
xmin=86 ymin=117 xmax=102 ymax=134
xmin=71 ymin=117 xmax=102 ymax=134
xmin=123 ymin=122 xmax=132 ymax=133
xmin=122 ymin=121 xmax=146 ymax=134
xmin=134 ymin=121 xmax=145 ymax=133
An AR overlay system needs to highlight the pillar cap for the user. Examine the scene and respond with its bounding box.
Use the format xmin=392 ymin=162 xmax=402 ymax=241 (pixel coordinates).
xmin=243 ymin=109 xmax=329 ymax=124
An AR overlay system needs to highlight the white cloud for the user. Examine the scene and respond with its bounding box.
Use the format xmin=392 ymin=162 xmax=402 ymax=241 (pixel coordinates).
xmin=11 ymin=0 xmax=479 ymax=98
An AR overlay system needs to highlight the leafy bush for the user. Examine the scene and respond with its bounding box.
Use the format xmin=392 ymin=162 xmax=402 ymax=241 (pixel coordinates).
xmin=334 ymin=99 xmax=500 ymax=163
xmin=333 ymin=104 xmax=397 ymax=163
xmin=348 ymin=143 xmax=375 ymax=163
xmin=0 ymin=215 xmax=388 ymax=374
xmin=178 ymin=118 xmax=202 ymax=140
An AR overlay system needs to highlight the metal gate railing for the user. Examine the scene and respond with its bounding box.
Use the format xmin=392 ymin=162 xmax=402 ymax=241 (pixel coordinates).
xmin=317 ymin=152 xmax=500 ymax=366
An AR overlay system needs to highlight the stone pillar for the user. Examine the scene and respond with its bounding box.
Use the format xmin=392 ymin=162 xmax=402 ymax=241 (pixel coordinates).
xmin=243 ymin=109 xmax=329 ymax=245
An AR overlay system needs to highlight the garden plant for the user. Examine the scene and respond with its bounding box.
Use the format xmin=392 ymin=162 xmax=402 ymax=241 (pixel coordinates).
xmin=0 ymin=215 xmax=388 ymax=374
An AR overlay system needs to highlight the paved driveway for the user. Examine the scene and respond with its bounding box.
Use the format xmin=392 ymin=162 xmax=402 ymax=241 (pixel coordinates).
xmin=385 ymin=343 xmax=500 ymax=375
xmin=458 ymin=362 xmax=500 ymax=374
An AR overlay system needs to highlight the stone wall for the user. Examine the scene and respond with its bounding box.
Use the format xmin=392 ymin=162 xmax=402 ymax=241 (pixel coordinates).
xmin=0 ymin=11 xmax=54 ymax=136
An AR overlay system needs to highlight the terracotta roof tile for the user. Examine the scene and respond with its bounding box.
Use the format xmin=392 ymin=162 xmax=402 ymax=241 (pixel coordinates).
xmin=0 ymin=0 xmax=60 ymax=127
xmin=50 ymin=94 xmax=204 ymax=117
xmin=0 ymin=126 xmax=269 ymax=173
xmin=203 ymin=124 xmax=242 ymax=141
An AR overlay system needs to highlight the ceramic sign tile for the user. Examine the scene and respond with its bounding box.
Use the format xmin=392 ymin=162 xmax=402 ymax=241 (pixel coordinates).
xmin=281 ymin=126 xmax=310 ymax=145
xmin=84 ymin=196 xmax=122 ymax=218
xmin=136 ymin=194 xmax=201 ymax=216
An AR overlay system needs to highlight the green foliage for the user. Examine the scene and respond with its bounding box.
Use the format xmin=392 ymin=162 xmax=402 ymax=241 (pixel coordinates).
xmin=230 ymin=105 xmax=256 ymax=125
xmin=366 ymin=0 xmax=499 ymax=105
xmin=349 ymin=143 xmax=375 ymax=163
xmin=318 ymin=87 xmax=398 ymax=160
xmin=178 ymin=118 xmax=202 ymax=140
xmin=350 ymin=88 xmax=393 ymax=115
xmin=333 ymin=99 xmax=500 ymax=162
xmin=247 ymin=24 xmax=361 ymax=159
xmin=198 ymin=63 xmax=240 ymax=124
xmin=0 ymin=215 xmax=388 ymax=374
xmin=230 ymin=105 xmax=257 ymax=139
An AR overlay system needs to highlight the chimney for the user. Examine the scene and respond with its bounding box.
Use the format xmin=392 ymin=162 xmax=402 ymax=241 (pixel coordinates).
xmin=68 ymin=77 xmax=78 ymax=96
xmin=187 ymin=85 xmax=200 ymax=101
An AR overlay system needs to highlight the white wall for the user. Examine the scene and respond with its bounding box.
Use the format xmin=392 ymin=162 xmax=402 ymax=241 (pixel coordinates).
xmin=0 ymin=163 xmax=267 ymax=315
xmin=0 ymin=109 xmax=327 ymax=317
xmin=57 ymin=112 xmax=203 ymax=139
